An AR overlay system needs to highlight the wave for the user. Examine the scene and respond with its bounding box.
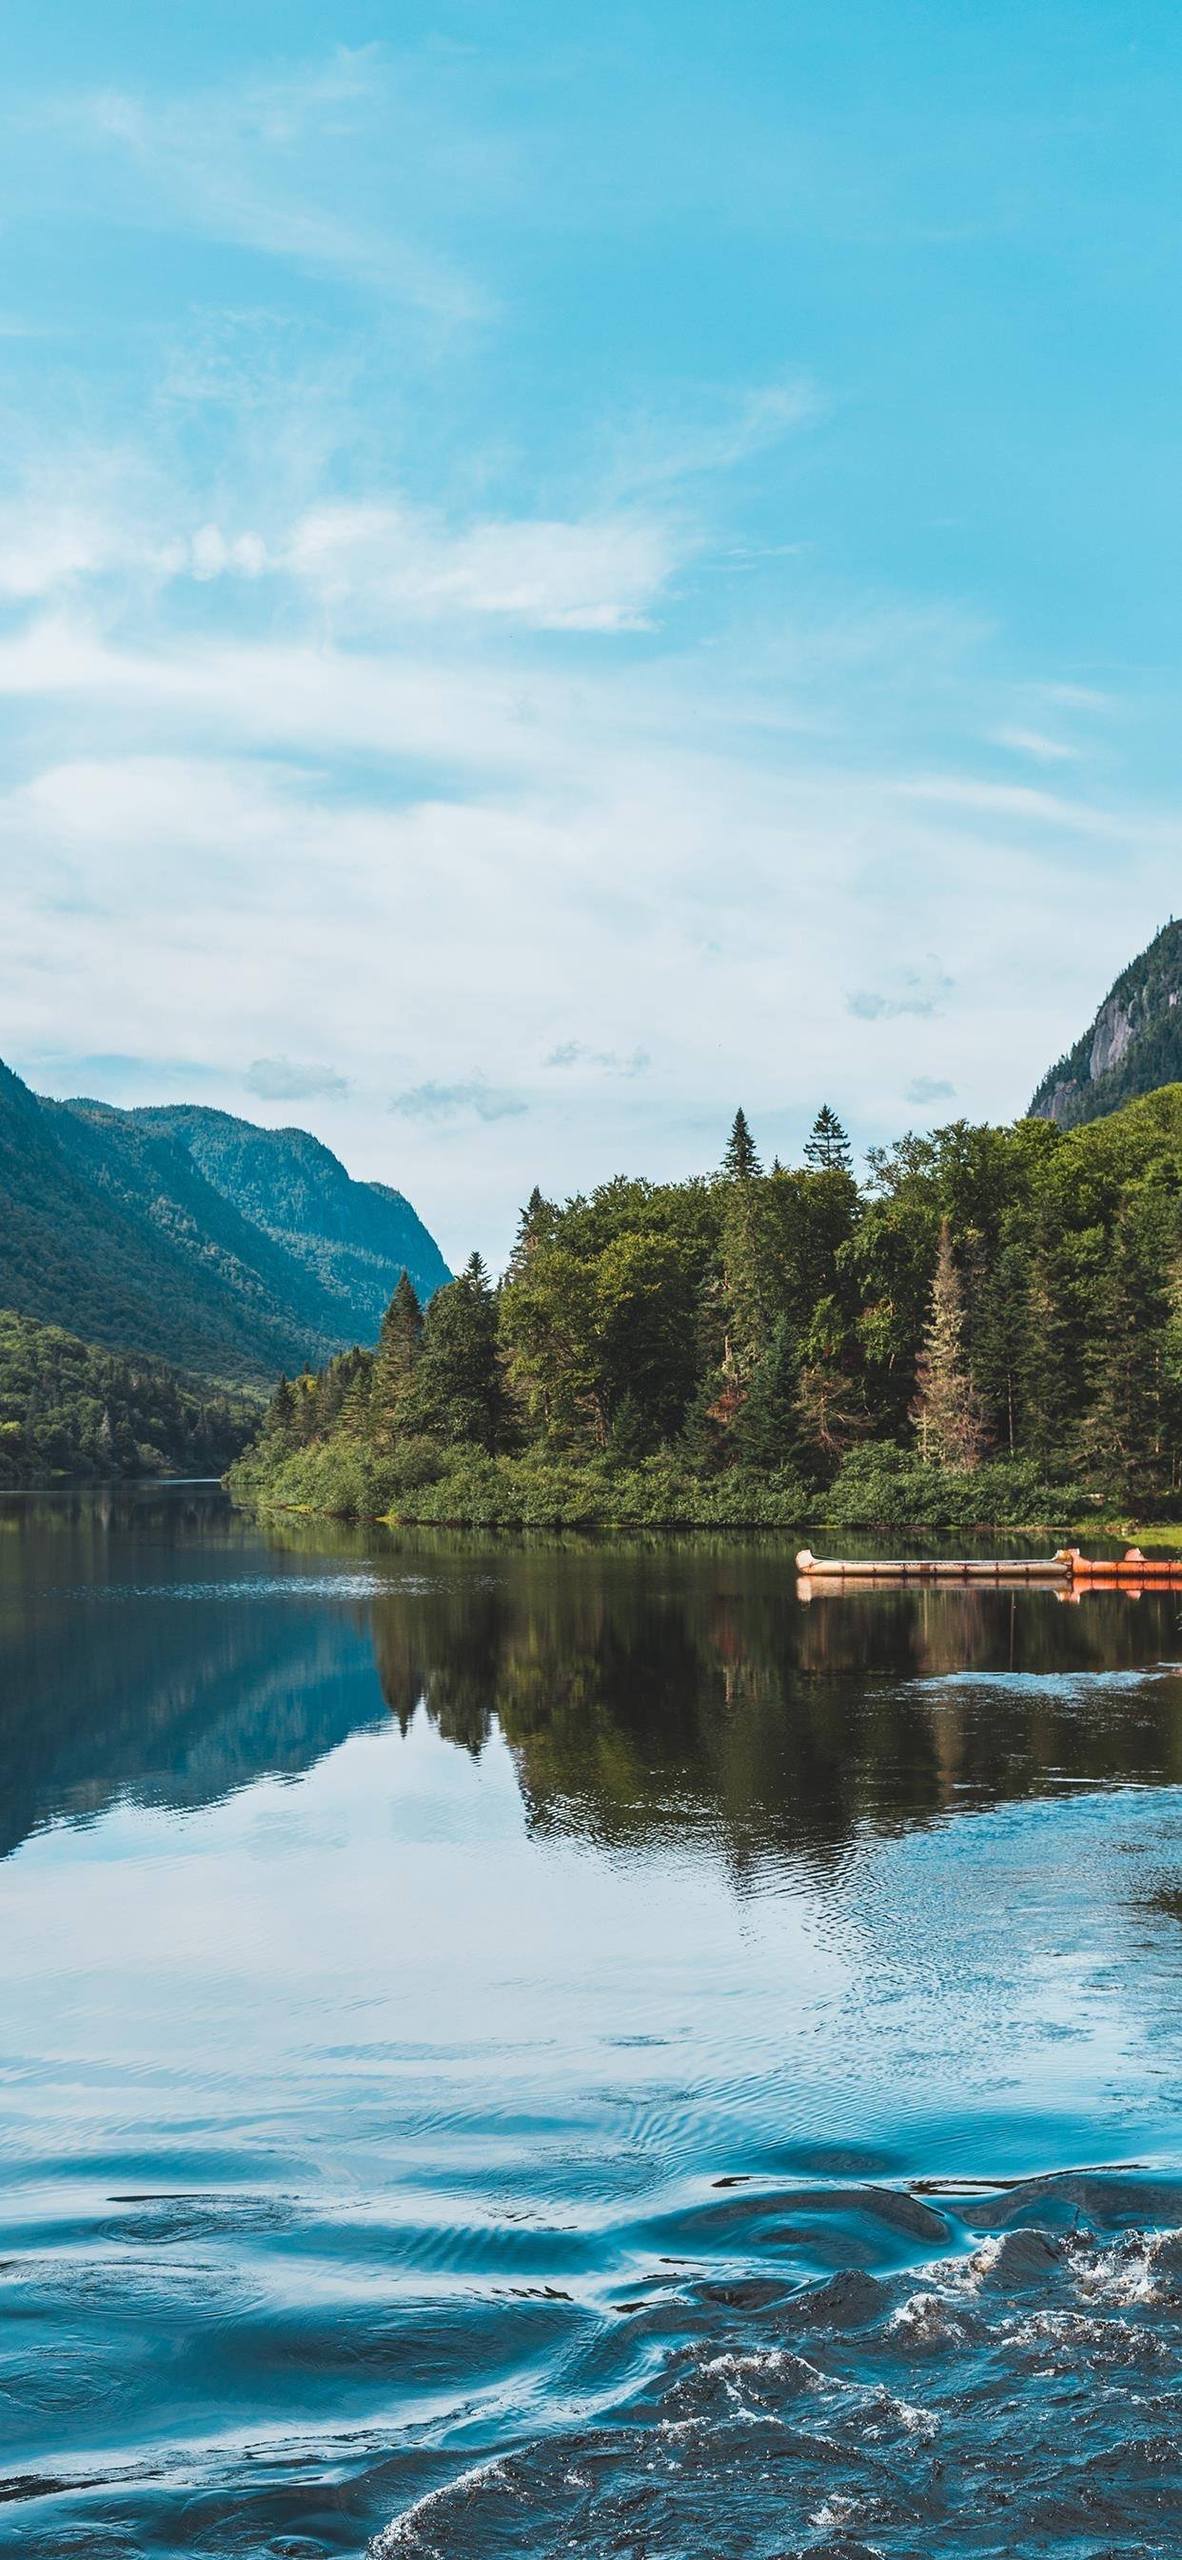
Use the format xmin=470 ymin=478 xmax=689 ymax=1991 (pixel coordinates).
xmin=371 ymin=2168 xmax=1182 ymax=2558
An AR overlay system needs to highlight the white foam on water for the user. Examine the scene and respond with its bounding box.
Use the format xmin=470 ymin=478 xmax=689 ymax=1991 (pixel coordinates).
xmin=369 ymin=2456 xmax=513 ymax=2554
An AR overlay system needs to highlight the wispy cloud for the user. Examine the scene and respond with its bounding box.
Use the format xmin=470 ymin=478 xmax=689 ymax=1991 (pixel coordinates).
xmin=906 ymin=1075 xmax=956 ymax=1104
xmin=607 ymin=375 xmax=821 ymax=494
xmin=388 ymin=1080 xmax=527 ymax=1124
xmin=246 ymin=1056 xmax=349 ymax=1101
xmin=545 ymin=1041 xmax=651 ymax=1075
xmin=0 ymin=464 xmax=678 ymax=635
xmin=282 ymin=499 xmax=677 ymax=632
xmin=847 ymin=966 xmax=954 ymax=1022
xmin=991 ymin=725 xmax=1078 ymax=764
xmin=45 ymin=51 xmax=486 ymax=321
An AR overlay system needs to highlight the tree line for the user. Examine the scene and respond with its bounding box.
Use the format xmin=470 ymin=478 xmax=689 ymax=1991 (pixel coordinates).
xmin=232 ymin=1083 xmax=1182 ymax=1523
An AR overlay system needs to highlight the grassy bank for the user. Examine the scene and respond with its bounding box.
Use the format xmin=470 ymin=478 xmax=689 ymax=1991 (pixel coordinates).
xmin=227 ymin=1437 xmax=1093 ymax=1532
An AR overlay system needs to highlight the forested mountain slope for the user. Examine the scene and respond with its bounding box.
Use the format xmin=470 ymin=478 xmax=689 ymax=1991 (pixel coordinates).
xmin=0 ymin=1059 xmax=448 ymax=1382
xmin=126 ymin=1104 xmax=450 ymax=1323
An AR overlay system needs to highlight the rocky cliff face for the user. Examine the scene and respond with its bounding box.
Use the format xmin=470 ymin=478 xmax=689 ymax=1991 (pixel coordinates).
xmin=1030 ymin=920 xmax=1182 ymax=1128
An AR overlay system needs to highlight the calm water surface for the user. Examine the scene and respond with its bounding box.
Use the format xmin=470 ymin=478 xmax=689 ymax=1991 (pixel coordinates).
xmin=4 ymin=1491 xmax=1182 ymax=2554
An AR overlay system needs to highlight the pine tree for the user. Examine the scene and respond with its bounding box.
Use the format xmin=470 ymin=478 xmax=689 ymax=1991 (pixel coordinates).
xmin=509 ymin=1186 xmax=551 ymax=1266
xmin=265 ymin=1375 xmax=298 ymax=1449
xmin=804 ymin=1105 xmax=852 ymax=1173
xmin=970 ymin=1240 xmax=1031 ymax=1457
xmin=408 ymin=1252 xmax=507 ymax=1452
xmin=733 ymin=1317 xmax=803 ymax=1470
xmin=910 ymin=1220 xmax=983 ymax=1468
xmin=722 ymin=1108 xmax=761 ymax=1180
xmin=1078 ymin=1212 xmax=1178 ymax=1500
xmin=371 ymin=1271 xmax=423 ymax=1448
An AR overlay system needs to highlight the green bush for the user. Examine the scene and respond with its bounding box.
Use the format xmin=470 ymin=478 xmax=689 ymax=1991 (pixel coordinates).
xmin=821 ymin=1442 xmax=1089 ymax=1528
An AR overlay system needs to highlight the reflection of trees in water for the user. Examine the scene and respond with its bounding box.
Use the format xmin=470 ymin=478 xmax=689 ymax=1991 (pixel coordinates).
xmin=367 ymin=1545 xmax=1182 ymax=1870
xmin=7 ymin=1502 xmax=1182 ymax=1876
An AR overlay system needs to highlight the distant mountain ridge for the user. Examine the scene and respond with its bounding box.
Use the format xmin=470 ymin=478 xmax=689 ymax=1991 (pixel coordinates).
xmin=0 ymin=1060 xmax=449 ymax=1383
xmin=1030 ymin=919 xmax=1182 ymax=1128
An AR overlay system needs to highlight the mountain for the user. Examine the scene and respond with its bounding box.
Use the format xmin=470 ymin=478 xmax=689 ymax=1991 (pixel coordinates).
xmin=1030 ymin=919 xmax=1182 ymax=1128
xmin=0 ymin=1059 xmax=449 ymax=1383
xmin=123 ymin=1104 xmax=450 ymax=1328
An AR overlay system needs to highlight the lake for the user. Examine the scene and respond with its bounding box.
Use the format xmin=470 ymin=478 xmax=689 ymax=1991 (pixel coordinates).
xmin=3 ymin=1488 xmax=1182 ymax=2555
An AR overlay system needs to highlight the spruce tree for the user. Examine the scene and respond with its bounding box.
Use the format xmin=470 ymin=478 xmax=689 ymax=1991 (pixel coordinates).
xmin=910 ymin=1220 xmax=983 ymax=1468
xmin=804 ymin=1105 xmax=852 ymax=1173
xmin=971 ymin=1240 xmax=1031 ymax=1457
xmin=408 ymin=1252 xmax=507 ymax=1452
xmin=266 ymin=1375 xmax=298 ymax=1447
xmin=371 ymin=1271 xmax=423 ymax=1447
xmin=1079 ymin=1211 xmax=1177 ymax=1500
xmin=733 ymin=1317 xmax=803 ymax=1469
xmin=723 ymin=1108 xmax=761 ymax=1180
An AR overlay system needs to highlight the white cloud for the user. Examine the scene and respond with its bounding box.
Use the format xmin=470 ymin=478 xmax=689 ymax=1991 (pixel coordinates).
xmin=0 ymin=464 xmax=677 ymax=634
xmin=991 ymin=725 xmax=1078 ymax=763
xmin=189 ymin=524 xmax=267 ymax=582
xmin=282 ymin=500 xmax=679 ymax=631
xmin=0 ymin=506 xmax=116 ymax=599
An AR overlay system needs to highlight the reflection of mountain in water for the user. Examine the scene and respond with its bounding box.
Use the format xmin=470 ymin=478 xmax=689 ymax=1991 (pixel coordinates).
xmin=5 ymin=1501 xmax=1182 ymax=1875
xmin=0 ymin=1490 xmax=387 ymax=1858
xmin=367 ymin=1540 xmax=1182 ymax=1874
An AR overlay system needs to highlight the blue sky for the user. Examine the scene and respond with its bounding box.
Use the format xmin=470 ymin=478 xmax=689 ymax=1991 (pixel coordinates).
xmin=3 ymin=1 xmax=1181 ymax=1263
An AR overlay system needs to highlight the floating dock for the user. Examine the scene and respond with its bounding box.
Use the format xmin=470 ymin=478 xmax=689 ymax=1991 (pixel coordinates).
xmin=796 ymin=1546 xmax=1182 ymax=1588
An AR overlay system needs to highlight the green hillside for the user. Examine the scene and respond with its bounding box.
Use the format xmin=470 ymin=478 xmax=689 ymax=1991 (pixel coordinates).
xmin=0 ymin=1308 xmax=256 ymax=1487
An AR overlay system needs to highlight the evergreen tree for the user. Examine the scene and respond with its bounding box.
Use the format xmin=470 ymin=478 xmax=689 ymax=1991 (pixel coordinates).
xmin=722 ymin=1108 xmax=761 ymax=1180
xmin=1019 ymin=1239 xmax=1084 ymax=1472
xmin=804 ymin=1105 xmax=852 ymax=1172
xmin=970 ymin=1240 xmax=1031 ymax=1457
xmin=733 ymin=1317 xmax=803 ymax=1470
xmin=1078 ymin=1209 xmax=1178 ymax=1499
xmin=910 ymin=1221 xmax=983 ymax=1468
xmin=507 ymin=1186 xmax=554 ymax=1277
xmin=408 ymin=1252 xmax=507 ymax=1451
xmin=371 ymin=1271 xmax=423 ymax=1448
xmin=266 ymin=1375 xmax=298 ymax=1448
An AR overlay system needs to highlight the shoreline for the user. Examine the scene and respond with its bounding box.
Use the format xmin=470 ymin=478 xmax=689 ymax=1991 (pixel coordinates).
xmin=225 ymin=1489 xmax=1178 ymax=1545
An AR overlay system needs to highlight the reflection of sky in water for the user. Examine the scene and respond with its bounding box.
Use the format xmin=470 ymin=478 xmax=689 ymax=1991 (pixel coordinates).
xmin=4 ymin=1491 xmax=1182 ymax=2552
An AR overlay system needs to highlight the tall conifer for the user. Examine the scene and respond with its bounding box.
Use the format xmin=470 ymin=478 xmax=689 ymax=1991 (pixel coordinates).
xmin=371 ymin=1271 xmax=423 ymax=1448
xmin=910 ymin=1221 xmax=983 ymax=1468
xmin=723 ymin=1109 xmax=761 ymax=1180
xmin=805 ymin=1106 xmax=852 ymax=1172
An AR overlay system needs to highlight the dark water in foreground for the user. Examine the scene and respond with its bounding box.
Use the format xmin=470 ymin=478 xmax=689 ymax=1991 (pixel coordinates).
xmin=5 ymin=1496 xmax=1182 ymax=2553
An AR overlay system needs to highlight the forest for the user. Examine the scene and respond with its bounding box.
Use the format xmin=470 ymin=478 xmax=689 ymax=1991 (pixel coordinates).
xmin=228 ymin=1084 xmax=1182 ymax=1527
xmin=0 ymin=1310 xmax=257 ymax=1488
